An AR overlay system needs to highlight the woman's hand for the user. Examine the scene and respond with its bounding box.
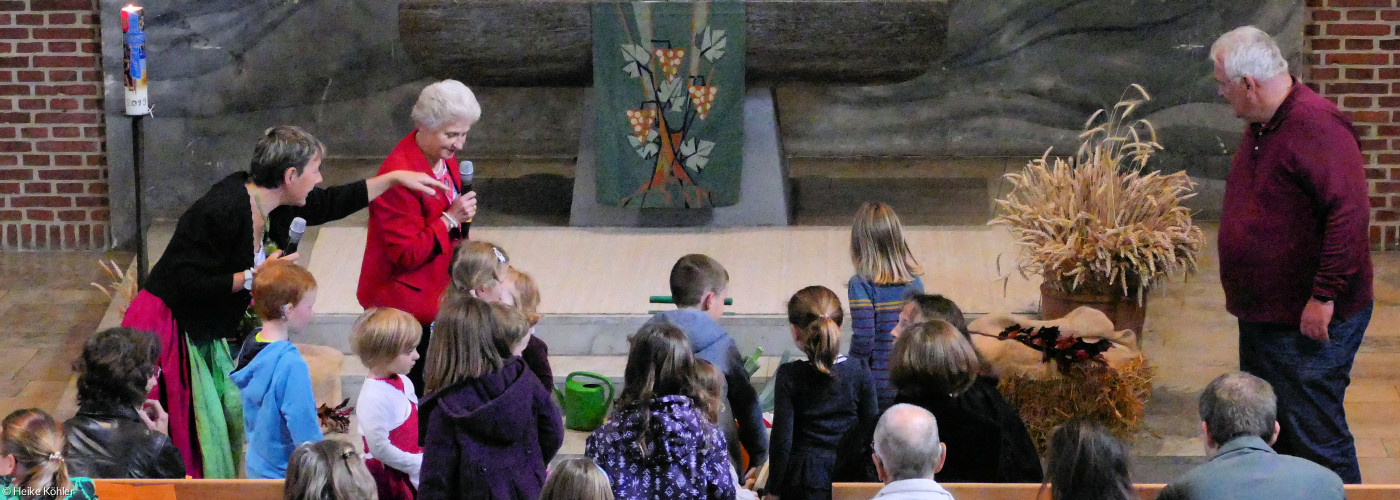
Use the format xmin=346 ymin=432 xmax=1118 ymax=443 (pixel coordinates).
xmin=445 ymin=191 xmax=477 ymax=223
xmin=139 ymin=399 xmax=170 ymax=435
xmin=257 ymin=250 xmax=300 ymax=270
xmin=367 ymin=170 xmax=449 ymax=200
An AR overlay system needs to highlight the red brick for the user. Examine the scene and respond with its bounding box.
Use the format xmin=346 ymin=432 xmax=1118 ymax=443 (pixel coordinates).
xmin=1377 ymin=210 xmax=1399 ymax=222
xmin=10 ymin=196 xmax=70 ymax=208
xmin=1369 ymin=169 xmax=1388 ymax=180
xmin=77 ymin=43 xmax=96 ymax=54
xmin=56 ymin=209 xmax=83 ymax=221
xmin=0 ymin=56 xmax=29 ymax=68
xmin=0 ymin=71 xmax=10 ymax=83
xmin=1343 ymin=96 xmax=1375 ymax=107
xmin=73 ymin=195 xmax=102 ymax=207
xmin=0 ymin=210 xmax=17 ymax=223
xmin=19 ymin=224 xmax=29 ymax=245
xmin=24 ymin=209 xmax=53 ymax=222
xmin=0 ymin=29 xmax=28 ymax=40
xmin=32 ymin=56 xmax=95 ymax=69
xmin=35 ymin=225 xmax=46 ymax=248
xmin=86 ymin=182 xmax=103 ymax=195
xmin=0 ymin=85 xmax=29 ymax=96
xmin=62 ymin=225 xmax=74 ymax=248
xmin=1328 ymin=82 xmax=1390 ymax=94
xmin=15 ymin=14 xmax=43 ymax=25
xmin=53 ymin=154 xmax=80 ymax=166
xmin=0 ymin=112 xmax=29 ymax=123
xmin=46 ymin=13 xmax=75 ymax=25
xmin=1305 ymin=23 xmax=1320 ymax=37
xmin=0 ymin=2 xmax=23 ymax=11
xmin=1347 ymin=9 xmax=1380 ymax=20
xmin=16 ymin=70 xmax=44 ymax=82
xmin=32 ymin=28 xmax=91 ymax=40
xmin=36 ymin=140 xmax=97 ymax=153
xmin=20 ymin=154 xmax=47 ymax=166
xmin=0 ymin=42 xmax=11 ymax=54
xmin=1327 ymin=53 xmax=1389 ymax=65
xmin=20 ymin=128 xmax=46 ymax=139
xmin=92 ymin=224 xmax=103 ymax=246
xmin=0 ymin=182 xmax=16 ymax=194
xmin=1346 ymin=39 xmax=1376 ymax=51
xmin=81 ymin=127 xmax=98 ymax=138
xmin=53 ymin=182 xmax=80 ymax=194
xmin=15 ymin=42 xmax=43 ymax=54
xmin=1346 ymin=68 xmax=1376 ymax=80
xmin=34 ymin=112 xmax=97 ymax=124
xmin=80 ymin=13 xmax=94 ymax=25
xmin=30 ymin=0 xmax=93 ymax=11
xmin=47 ymin=70 xmax=76 ymax=82
xmin=0 ymin=157 xmax=23 ymax=170
xmin=50 ymin=126 xmax=78 ymax=138
xmin=15 ymin=98 xmax=43 ymax=110
xmin=1314 ymin=9 xmax=1343 ymax=20
xmin=1311 ymin=67 xmax=1341 ymax=80
xmin=22 ymin=182 xmax=51 ymax=194
xmin=0 ymin=141 xmax=29 ymax=152
xmin=1378 ymin=181 xmax=1400 ymax=193
xmin=0 ymin=125 xmax=11 ymax=136
xmin=34 ymin=83 xmax=97 ymax=96
xmin=46 ymin=42 xmax=76 ymax=53
xmin=36 ymin=168 xmax=96 ymax=180
xmin=1379 ymin=126 xmax=1400 ymax=137
xmin=1384 ymin=10 xmax=1400 ymax=21
xmin=1380 ymin=154 xmax=1400 ymax=164
xmin=48 ymin=98 xmax=76 ymax=110
xmin=1382 ymin=68 xmax=1400 ymax=79
xmin=1312 ymin=38 xmax=1342 ymax=51
xmin=88 ymin=208 xmax=106 ymax=222
xmin=75 ymin=223 xmax=87 ymax=244
xmin=1330 ymin=0 xmax=1392 ymax=6
xmin=79 ymin=98 xmax=97 ymax=110
xmin=83 ymin=153 xmax=100 ymax=166
xmin=1361 ymin=138 xmax=1388 ymax=150
xmin=1381 ymin=39 xmax=1400 ymax=51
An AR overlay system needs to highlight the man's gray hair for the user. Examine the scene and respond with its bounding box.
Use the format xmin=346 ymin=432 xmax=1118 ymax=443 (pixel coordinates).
xmin=411 ymin=79 xmax=482 ymax=131
xmin=1210 ymin=26 xmax=1288 ymax=81
xmin=873 ymin=403 xmax=942 ymax=481
xmin=1199 ymin=371 xmax=1277 ymax=446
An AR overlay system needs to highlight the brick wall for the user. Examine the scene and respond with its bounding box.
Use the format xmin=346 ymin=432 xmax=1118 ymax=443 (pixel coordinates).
xmin=0 ymin=0 xmax=105 ymax=251
xmin=1305 ymin=0 xmax=1400 ymax=250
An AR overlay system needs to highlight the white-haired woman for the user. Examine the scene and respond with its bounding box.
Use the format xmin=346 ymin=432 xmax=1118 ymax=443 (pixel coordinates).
xmin=357 ymin=79 xmax=481 ymax=397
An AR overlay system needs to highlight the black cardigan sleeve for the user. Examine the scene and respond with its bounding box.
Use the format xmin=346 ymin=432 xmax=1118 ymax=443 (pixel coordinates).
xmin=267 ymin=180 xmax=370 ymax=249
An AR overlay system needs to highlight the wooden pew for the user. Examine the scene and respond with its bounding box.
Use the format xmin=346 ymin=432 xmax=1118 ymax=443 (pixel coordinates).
xmin=92 ymin=479 xmax=1400 ymax=500
xmin=834 ymin=482 xmax=1400 ymax=500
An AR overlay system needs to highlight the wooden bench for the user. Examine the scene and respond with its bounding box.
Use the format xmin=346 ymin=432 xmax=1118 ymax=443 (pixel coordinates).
xmin=92 ymin=479 xmax=1400 ymax=500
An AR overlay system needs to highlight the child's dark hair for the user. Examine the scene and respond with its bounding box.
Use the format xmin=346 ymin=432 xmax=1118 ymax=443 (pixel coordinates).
xmin=786 ymin=285 xmax=844 ymax=376
xmin=668 ymin=254 xmax=729 ymax=307
xmin=613 ymin=321 xmax=712 ymax=457
xmin=1044 ymin=419 xmax=1135 ymax=500
xmin=902 ymin=292 xmax=968 ymax=337
xmin=73 ymin=327 xmax=161 ymax=408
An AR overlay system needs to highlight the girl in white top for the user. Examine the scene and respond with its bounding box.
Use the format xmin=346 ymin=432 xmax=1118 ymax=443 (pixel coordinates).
xmin=351 ymin=307 xmax=425 ymax=498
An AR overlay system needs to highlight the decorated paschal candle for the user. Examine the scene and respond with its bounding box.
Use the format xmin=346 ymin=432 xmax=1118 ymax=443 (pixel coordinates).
xmin=121 ymin=4 xmax=149 ymax=115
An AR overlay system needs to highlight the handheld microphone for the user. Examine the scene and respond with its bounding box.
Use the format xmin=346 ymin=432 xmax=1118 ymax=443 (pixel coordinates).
xmin=286 ymin=217 xmax=306 ymax=254
xmin=459 ymin=161 xmax=474 ymax=236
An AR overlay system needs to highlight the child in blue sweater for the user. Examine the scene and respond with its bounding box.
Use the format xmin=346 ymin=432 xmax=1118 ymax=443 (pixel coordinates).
xmin=848 ymin=202 xmax=924 ymax=410
xmin=231 ymin=260 xmax=323 ymax=479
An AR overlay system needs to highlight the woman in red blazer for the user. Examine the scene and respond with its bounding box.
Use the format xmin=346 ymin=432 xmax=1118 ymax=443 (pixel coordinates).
xmin=358 ymin=79 xmax=480 ymax=397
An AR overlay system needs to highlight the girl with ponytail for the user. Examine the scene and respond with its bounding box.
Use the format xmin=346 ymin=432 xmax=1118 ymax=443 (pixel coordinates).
xmin=767 ymin=286 xmax=879 ymax=500
xmin=0 ymin=409 xmax=96 ymax=500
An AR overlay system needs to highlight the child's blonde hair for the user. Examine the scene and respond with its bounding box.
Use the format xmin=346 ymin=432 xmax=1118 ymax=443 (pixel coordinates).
xmin=351 ymin=308 xmax=423 ymax=370
xmin=540 ymin=457 xmax=615 ymax=500
xmin=445 ymin=240 xmax=510 ymax=302
xmin=787 ymin=285 xmax=844 ymax=376
xmin=693 ymin=359 xmax=726 ymax=424
xmin=507 ymin=267 xmax=542 ymax=326
xmin=425 ymin=296 xmax=531 ymax=393
xmin=1 ymin=409 xmax=71 ymax=498
xmin=850 ymin=202 xmax=922 ymax=285
xmin=283 ymin=440 xmax=377 ymax=500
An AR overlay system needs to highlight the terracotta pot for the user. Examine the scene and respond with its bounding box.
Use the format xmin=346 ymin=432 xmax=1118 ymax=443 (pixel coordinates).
xmin=1039 ymin=283 xmax=1147 ymax=336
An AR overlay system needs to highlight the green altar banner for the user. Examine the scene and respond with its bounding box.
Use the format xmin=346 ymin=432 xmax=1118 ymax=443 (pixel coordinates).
xmin=592 ymin=1 xmax=745 ymax=208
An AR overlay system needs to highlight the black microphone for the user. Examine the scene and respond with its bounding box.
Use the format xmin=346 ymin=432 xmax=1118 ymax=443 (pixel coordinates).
xmin=459 ymin=160 xmax=473 ymax=236
xmin=286 ymin=217 xmax=306 ymax=254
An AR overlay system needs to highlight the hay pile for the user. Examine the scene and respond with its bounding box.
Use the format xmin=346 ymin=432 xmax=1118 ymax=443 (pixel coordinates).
xmin=998 ymin=354 xmax=1153 ymax=452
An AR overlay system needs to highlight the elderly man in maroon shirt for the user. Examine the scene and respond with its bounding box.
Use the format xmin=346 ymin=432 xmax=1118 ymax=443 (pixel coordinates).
xmin=1211 ymin=26 xmax=1373 ymax=483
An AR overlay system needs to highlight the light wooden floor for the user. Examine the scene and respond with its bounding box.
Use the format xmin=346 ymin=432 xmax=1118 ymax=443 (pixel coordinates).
xmin=310 ymin=225 xmax=1043 ymax=316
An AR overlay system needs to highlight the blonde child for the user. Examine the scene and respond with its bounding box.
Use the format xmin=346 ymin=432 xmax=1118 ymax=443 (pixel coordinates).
xmin=768 ymin=286 xmax=879 ymax=500
xmin=695 ymin=361 xmax=758 ymax=500
xmin=1 ymin=409 xmax=97 ymax=500
xmin=283 ymin=440 xmax=378 ymax=500
xmin=418 ymin=297 xmax=563 ymax=500
xmin=539 ymin=458 xmax=615 ymax=500
xmin=402 ymin=240 xmax=513 ymax=398
xmin=848 ymin=202 xmax=924 ymax=409
xmin=506 ymin=267 xmax=554 ymax=389
xmin=352 ymin=307 xmax=425 ymax=499
xmin=231 ymin=260 xmax=323 ymax=479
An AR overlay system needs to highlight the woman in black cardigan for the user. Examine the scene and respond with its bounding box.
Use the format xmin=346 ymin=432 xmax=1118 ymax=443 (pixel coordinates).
xmin=889 ymin=320 xmax=1043 ymax=483
xmin=119 ymin=126 xmax=445 ymax=478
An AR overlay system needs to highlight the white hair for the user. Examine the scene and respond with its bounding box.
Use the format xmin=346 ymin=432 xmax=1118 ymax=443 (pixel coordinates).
xmin=411 ymin=79 xmax=481 ymax=131
xmin=873 ymin=404 xmax=942 ymax=481
xmin=1210 ymin=26 xmax=1288 ymax=81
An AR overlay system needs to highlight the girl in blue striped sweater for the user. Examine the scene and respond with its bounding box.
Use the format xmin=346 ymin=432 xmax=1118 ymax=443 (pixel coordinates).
xmin=847 ymin=202 xmax=923 ymax=410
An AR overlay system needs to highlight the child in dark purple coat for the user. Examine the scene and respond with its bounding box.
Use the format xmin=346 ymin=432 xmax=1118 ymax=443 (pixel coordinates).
xmin=418 ymin=295 xmax=564 ymax=500
xmin=586 ymin=321 xmax=737 ymax=500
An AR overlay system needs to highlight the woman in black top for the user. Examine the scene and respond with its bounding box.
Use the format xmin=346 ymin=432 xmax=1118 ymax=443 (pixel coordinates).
xmin=768 ymin=286 xmax=879 ymax=500
xmin=119 ymin=126 xmax=445 ymax=478
xmin=890 ymin=320 xmax=1042 ymax=483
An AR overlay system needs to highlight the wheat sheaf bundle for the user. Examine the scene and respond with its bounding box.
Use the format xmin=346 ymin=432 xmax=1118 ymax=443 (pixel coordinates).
xmin=992 ymin=85 xmax=1206 ymax=302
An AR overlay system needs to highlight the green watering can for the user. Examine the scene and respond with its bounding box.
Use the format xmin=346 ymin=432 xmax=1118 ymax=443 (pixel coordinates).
xmin=553 ymin=371 xmax=615 ymax=432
